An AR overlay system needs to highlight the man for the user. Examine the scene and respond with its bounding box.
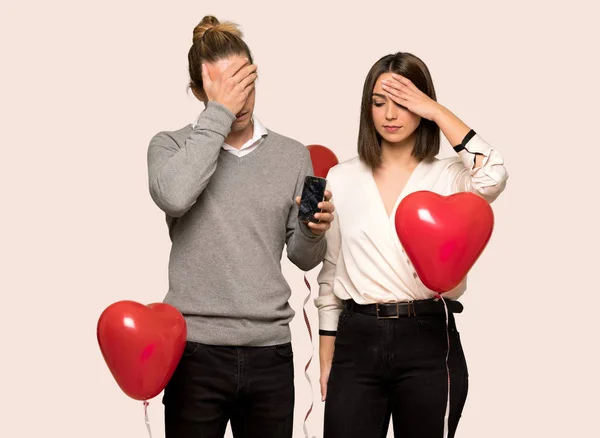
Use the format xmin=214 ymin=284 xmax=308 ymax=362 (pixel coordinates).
xmin=146 ymin=16 xmax=334 ymax=438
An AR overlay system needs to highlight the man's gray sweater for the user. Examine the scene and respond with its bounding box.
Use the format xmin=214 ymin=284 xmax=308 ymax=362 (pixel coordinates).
xmin=147 ymin=102 xmax=326 ymax=346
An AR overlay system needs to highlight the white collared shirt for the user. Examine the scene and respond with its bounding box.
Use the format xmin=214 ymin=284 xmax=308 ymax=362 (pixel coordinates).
xmin=192 ymin=113 xmax=268 ymax=157
xmin=314 ymin=133 xmax=509 ymax=332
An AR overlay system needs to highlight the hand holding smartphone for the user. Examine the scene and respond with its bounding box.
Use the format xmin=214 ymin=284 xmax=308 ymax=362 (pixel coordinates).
xmin=298 ymin=176 xmax=327 ymax=224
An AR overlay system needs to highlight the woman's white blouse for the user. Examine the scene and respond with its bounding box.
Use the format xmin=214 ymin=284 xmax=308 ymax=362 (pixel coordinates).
xmin=315 ymin=133 xmax=509 ymax=332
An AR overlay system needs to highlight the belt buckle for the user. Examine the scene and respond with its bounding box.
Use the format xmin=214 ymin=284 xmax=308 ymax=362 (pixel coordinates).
xmin=376 ymin=302 xmax=400 ymax=319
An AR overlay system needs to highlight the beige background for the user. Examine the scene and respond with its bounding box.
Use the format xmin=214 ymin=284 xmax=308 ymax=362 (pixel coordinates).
xmin=1 ymin=0 xmax=599 ymax=437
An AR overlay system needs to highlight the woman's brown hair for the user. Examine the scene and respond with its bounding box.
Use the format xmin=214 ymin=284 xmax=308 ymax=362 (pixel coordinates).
xmin=188 ymin=16 xmax=253 ymax=97
xmin=358 ymin=52 xmax=440 ymax=168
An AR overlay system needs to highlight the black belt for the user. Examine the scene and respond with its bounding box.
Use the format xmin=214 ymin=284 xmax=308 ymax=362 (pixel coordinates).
xmin=345 ymin=298 xmax=463 ymax=319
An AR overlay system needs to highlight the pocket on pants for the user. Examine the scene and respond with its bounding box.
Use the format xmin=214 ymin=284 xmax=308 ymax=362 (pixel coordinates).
xmin=273 ymin=342 xmax=294 ymax=359
xmin=416 ymin=314 xmax=457 ymax=332
xmin=336 ymin=309 xmax=351 ymax=332
xmin=182 ymin=341 xmax=201 ymax=357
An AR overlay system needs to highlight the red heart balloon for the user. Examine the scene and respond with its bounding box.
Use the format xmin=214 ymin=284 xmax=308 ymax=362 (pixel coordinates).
xmin=307 ymin=145 xmax=339 ymax=178
xmin=97 ymin=301 xmax=186 ymax=401
xmin=394 ymin=191 xmax=494 ymax=293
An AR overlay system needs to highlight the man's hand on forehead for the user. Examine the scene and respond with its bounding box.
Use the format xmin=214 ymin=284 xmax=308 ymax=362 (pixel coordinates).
xmin=201 ymin=57 xmax=258 ymax=115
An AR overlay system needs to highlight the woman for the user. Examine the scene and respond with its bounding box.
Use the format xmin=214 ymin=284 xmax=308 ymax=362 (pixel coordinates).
xmin=315 ymin=52 xmax=508 ymax=438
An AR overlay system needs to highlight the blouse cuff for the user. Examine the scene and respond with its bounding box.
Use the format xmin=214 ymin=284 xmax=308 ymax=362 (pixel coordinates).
xmin=314 ymin=295 xmax=343 ymax=332
xmin=455 ymin=132 xmax=509 ymax=196
xmin=454 ymin=131 xmax=495 ymax=172
xmin=319 ymin=330 xmax=337 ymax=337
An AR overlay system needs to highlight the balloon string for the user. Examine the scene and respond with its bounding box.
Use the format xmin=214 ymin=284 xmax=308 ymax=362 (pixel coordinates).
xmin=302 ymin=274 xmax=316 ymax=438
xmin=143 ymin=400 xmax=153 ymax=438
xmin=435 ymin=294 xmax=450 ymax=438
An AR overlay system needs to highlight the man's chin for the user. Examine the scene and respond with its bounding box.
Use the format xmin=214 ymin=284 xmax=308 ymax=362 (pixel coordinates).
xmin=231 ymin=118 xmax=252 ymax=132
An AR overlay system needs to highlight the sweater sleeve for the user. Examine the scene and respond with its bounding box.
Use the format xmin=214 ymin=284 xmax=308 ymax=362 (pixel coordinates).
xmin=285 ymin=151 xmax=327 ymax=272
xmin=147 ymin=102 xmax=236 ymax=217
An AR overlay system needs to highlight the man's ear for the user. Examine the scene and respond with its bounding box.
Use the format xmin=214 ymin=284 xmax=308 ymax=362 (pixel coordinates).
xmin=191 ymin=86 xmax=207 ymax=103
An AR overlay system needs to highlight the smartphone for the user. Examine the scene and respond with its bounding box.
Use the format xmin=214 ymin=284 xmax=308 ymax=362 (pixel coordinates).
xmin=298 ymin=176 xmax=327 ymax=223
